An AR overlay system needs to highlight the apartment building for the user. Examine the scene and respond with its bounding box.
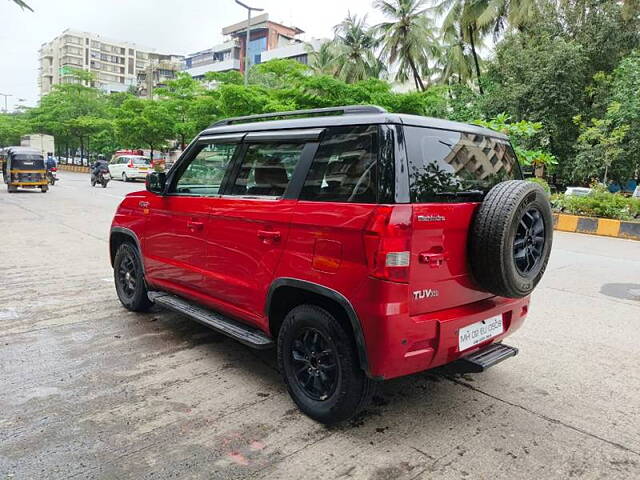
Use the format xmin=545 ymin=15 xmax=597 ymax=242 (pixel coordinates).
xmin=38 ymin=29 xmax=183 ymax=97
xmin=183 ymin=13 xmax=326 ymax=79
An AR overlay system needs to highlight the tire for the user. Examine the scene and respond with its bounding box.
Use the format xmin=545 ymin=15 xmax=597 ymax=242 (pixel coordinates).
xmin=122 ymin=173 xmax=128 ymax=182
xmin=470 ymin=180 xmax=553 ymax=298
xmin=40 ymin=185 xmax=48 ymax=193
xmin=102 ymin=180 xmax=108 ymax=188
xmin=277 ymin=305 xmax=375 ymax=424
xmin=113 ymin=242 xmax=152 ymax=312
xmin=91 ymin=178 xmax=96 ymax=187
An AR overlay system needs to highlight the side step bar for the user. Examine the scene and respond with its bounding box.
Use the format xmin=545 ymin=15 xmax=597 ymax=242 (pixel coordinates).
xmin=455 ymin=343 xmax=519 ymax=373
xmin=148 ymin=291 xmax=274 ymax=349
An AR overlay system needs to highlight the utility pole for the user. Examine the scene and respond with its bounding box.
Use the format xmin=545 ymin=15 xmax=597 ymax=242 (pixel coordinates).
xmin=235 ymin=0 xmax=263 ymax=86
xmin=0 ymin=93 xmax=12 ymax=113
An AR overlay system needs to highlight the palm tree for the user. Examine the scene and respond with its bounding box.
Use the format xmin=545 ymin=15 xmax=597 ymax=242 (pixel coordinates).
xmin=10 ymin=0 xmax=33 ymax=11
xmin=307 ymin=42 xmax=339 ymax=76
xmin=332 ymin=13 xmax=384 ymax=83
xmin=436 ymin=26 xmax=475 ymax=85
xmin=432 ymin=0 xmax=486 ymax=93
xmin=374 ymin=0 xmax=441 ymax=91
xmin=475 ymin=0 xmax=540 ymax=37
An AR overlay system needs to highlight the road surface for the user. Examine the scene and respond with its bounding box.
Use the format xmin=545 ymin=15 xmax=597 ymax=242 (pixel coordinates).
xmin=1 ymin=172 xmax=639 ymax=479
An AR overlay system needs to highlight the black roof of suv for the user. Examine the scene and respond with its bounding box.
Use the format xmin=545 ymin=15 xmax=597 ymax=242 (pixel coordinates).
xmin=202 ymin=105 xmax=506 ymax=140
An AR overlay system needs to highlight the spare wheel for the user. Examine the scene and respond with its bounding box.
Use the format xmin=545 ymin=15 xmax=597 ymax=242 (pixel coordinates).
xmin=470 ymin=180 xmax=553 ymax=298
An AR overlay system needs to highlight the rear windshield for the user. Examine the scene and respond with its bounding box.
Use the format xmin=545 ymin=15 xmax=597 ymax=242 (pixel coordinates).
xmin=405 ymin=126 xmax=522 ymax=203
xmin=12 ymin=154 xmax=45 ymax=170
xmin=131 ymin=157 xmax=150 ymax=165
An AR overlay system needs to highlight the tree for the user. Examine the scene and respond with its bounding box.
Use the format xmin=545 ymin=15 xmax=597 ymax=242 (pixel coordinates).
xmin=10 ymin=0 xmax=32 ymax=11
xmin=155 ymin=72 xmax=210 ymax=149
xmin=0 ymin=113 xmax=29 ymax=147
xmin=374 ymin=0 xmax=440 ymax=91
xmin=432 ymin=0 xmax=486 ymax=93
xmin=331 ymin=14 xmax=384 ymax=83
xmin=307 ymin=42 xmax=339 ymax=76
xmin=116 ymin=99 xmax=174 ymax=161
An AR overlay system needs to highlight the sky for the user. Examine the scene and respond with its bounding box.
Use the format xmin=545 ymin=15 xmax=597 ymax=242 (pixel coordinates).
xmin=0 ymin=0 xmax=386 ymax=112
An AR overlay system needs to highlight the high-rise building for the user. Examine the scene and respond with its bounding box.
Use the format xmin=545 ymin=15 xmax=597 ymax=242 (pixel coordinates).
xmin=38 ymin=29 xmax=183 ymax=97
xmin=182 ymin=13 xmax=326 ymax=79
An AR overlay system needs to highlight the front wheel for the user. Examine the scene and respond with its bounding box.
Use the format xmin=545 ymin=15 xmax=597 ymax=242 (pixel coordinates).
xmin=277 ymin=305 xmax=375 ymax=424
xmin=113 ymin=242 xmax=152 ymax=312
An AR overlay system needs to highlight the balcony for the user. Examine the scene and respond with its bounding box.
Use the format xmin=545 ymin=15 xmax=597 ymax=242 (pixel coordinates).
xmin=183 ymin=58 xmax=241 ymax=77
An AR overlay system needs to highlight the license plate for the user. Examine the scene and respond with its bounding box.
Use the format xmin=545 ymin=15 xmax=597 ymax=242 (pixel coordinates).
xmin=458 ymin=315 xmax=504 ymax=352
xmin=103 ymin=174 xmax=110 ymax=180
xmin=138 ymin=168 xmax=148 ymax=171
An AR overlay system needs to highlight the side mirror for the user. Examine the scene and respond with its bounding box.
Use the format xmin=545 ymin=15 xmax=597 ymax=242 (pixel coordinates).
xmin=146 ymin=171 xmax=166 ymax=194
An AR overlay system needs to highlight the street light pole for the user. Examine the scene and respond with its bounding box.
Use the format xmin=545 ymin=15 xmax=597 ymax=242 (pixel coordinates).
xmin=0 ymin=93 xmax=12 ymax=113
xmin=234 ymin=0 xmax=264 ymax=86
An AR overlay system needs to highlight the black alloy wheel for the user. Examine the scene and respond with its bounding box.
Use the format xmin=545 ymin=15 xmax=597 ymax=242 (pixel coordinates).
xmin=113 ymin=243 xmax=152 ymax=311
xmin=513 ymin=207 xmax=545 ymax=275
xmin=291 ymin=328 xmax=339 ymax=401
xmin=116 ymin=249 xmax=138 ymax=299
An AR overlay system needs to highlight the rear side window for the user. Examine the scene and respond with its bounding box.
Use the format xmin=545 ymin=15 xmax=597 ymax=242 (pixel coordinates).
xmin=405 ymin=126 xmax=522 ymax=203
xmin=230 ymin=143 xmax=304 ymax=197
xmin=300 ymin=126 xmax=378 ymax=203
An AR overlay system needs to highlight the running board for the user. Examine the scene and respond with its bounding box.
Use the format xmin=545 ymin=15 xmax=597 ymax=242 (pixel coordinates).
xmin=455 ymin=343 xmax=519 ymax=373
xmin=147 ymin=291 xmax=274 ymax=349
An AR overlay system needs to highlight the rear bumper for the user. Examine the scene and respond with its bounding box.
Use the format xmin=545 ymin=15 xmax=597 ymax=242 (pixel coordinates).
xmin=361 ymin=294 xmax=529 ymax=380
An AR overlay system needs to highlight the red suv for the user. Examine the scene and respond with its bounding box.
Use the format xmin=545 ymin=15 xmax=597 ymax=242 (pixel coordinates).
xmin=110 ymin=106 xmax=553 ymax=423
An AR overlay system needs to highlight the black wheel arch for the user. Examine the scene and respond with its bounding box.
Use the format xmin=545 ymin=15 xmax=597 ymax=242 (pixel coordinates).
xmin=266 ymin=278 xmax=372 ymax=378
xmin=110 ymin=227 xmax=144 ymax=271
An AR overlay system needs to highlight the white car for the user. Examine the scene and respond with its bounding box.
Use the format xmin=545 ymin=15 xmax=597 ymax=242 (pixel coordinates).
xmin=564 ymin=186 xmax=592 ymax=197
xmin=109 ymin=155 xmax=152 ymax=182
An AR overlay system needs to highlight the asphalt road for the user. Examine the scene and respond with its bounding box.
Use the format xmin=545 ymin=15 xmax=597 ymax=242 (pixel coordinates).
xmin=1 ymin=171 xmax=639 ymax=479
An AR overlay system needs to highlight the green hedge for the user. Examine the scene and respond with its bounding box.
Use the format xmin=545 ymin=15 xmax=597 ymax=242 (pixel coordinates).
xmin=551 ymin=191 xmax=640 ymax=221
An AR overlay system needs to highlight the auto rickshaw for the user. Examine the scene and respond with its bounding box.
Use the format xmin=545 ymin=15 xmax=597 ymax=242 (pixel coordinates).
xmin=1 ymin=146 xmax=48 ymax=193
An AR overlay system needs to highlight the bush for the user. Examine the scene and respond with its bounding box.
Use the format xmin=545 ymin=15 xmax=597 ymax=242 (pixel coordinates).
xmin=550 ymin=190 xmax=640 ymax=220
xmin=527 ymin=177 xmax=551 ymax=196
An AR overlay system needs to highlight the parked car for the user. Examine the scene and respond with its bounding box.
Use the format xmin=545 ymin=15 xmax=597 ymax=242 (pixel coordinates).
xmin=109 ymin=105 xmax=553 ymax=424
xmin=564 ymin=186 xmax=593 ymax=197
xmin=108 ymin=155 xmax=151 ymax=182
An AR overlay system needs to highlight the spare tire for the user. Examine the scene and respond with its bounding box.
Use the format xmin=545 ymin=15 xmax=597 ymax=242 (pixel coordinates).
xmin=470 ymin=180 xmax=553 ymax=298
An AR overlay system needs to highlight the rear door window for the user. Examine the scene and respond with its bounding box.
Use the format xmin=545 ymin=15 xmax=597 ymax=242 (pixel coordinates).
xmin=405 ymin=126 xmax=522 ymax=203
xmin=229 ymin=143 xmax=305 ymax=197
xmin=300 ymin=126 xmax=378 ymax=203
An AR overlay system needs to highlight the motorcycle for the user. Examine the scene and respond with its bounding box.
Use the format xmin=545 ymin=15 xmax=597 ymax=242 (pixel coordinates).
xmin=46 ymin=167 xmax=58 ymax=185
xmin=91 ymin=168 xmax=110 ymax=188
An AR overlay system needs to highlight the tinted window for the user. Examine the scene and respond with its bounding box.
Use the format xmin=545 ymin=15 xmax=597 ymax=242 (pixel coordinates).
xmin=405 ymin=126 xmax=521 ymax=203
xmin=230 ymin=143 xmax=304 ymax=197
xmin=131 ymin=157 xmax=150 ymax=165
xmin=12 ymin=154 xmax=45 ymax=170
xmin=173 ymin=143 xmax=237 ymax=196
xmin=300 ymin=126 xmax=378 ymax=203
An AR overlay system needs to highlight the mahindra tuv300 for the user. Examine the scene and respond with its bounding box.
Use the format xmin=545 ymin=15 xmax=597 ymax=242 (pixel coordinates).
xmin=109 ymin=106 xmax=553 ymax=424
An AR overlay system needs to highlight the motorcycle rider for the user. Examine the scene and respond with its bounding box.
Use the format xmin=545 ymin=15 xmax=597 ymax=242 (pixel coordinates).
xmin=46 ymin=153 xmax=57 ymax=184
xmin=91 ymin=156 xmax=109 ymax=184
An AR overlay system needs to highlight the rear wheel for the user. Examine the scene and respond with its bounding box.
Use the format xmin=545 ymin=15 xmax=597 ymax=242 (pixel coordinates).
xmin=40 ymin=185 xmax=48 ymax=193
xmin=122 ymin=172 xmax=128 ymax=182
xmin=277 ymin=305 xmax=375 ymax=424
xmin=114 ymin=242 xmax=152 ymax=312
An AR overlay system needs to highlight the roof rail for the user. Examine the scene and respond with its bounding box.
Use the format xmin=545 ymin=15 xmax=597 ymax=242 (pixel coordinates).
xmin=209 ymin=105 xmax=387 ymax=128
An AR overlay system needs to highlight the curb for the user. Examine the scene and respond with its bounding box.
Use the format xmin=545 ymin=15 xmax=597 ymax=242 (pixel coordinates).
xmin=58 ymin=164 xmax=90 ymax=174
xmin=553 ymin=213 xmax=640 ymax=241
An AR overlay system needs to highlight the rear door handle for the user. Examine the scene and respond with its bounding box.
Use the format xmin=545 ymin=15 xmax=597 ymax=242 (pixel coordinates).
xmin=257 ymin=230 xmax=281 ymax=242
xmin=187 ymin=221 xmax=204 ymax=232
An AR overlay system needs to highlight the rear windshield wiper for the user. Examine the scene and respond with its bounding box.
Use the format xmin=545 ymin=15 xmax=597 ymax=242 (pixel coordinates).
xmin=434 ymin=189 xmax=485 ymax=198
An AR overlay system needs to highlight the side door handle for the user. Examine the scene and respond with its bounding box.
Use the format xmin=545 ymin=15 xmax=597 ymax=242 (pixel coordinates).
xmin=257 ymin=230 xmax=281 ymax=243
xmin=187 ymin=221 xmax=204 ymax=232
